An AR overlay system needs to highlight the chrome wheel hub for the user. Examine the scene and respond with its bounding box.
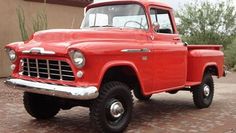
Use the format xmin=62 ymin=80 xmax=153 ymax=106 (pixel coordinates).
xmin=110 ymin=101 xmax=124 ymax=118
xmin=203 ymin=85 xmax=210 ymax=97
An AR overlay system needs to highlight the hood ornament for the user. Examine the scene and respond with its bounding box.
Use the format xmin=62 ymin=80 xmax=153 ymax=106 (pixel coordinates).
xmin=22 ymin=47 xmax=55 ymax=55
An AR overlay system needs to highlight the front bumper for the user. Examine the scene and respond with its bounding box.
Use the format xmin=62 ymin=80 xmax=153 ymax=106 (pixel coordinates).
xmin=5 ymin=79 xmax=99 ymax=100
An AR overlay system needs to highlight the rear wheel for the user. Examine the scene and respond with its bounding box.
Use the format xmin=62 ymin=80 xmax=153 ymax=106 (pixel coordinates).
xmin=23 ymin=92 xmax=60 ymax=119
xmin=193 ymin=72 xmax=214 ymax=109
xmin=90 ymin=81 xmax=133 ymax=133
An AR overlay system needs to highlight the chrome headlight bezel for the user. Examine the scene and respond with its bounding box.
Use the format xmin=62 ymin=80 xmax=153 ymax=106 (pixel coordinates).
xmin=6 ymin=48 xmax=17 ymax=62
xmin=69 ymin=50 xmax=86 ymax=68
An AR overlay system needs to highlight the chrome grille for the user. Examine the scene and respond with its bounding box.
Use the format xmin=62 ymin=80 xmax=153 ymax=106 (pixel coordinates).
xmin=21 ymin=58 xmax=75 ymax=81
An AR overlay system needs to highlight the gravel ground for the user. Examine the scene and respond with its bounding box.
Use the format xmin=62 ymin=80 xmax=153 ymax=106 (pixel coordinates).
xmin=0 ymin=73 xmax=236 ymax=133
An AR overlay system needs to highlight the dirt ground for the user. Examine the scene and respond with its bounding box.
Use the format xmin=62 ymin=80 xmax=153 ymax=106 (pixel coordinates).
xmin=0 ymin=73 xmax=236 ymax=133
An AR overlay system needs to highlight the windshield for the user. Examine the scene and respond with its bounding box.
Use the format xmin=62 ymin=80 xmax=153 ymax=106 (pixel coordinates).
xmin=81 ymin=4 xmax=148 ymax=30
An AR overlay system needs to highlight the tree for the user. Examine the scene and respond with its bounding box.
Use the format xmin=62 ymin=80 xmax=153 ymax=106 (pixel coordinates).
xmin=176 ymin=0 xmax=236 ymax=47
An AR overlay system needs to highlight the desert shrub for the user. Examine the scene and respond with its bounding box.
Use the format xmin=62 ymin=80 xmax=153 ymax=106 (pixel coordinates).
xmin=16 ymin=7 xmax=28 ymax=41
xmin=16 ymin=6 xmax=47 ymax=41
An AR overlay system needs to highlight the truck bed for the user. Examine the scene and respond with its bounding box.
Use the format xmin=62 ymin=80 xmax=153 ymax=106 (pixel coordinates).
xmin=186 ymin=45 xmax=224 ymax=86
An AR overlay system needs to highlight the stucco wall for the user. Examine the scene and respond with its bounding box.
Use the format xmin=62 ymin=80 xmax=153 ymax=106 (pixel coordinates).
xmin=0 ymin=0 xmax=84 ymax=77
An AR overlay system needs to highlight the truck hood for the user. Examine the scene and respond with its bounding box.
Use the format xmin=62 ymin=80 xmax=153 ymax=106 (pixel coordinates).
xmin=19 ymin=28 xmax=145 ymax=55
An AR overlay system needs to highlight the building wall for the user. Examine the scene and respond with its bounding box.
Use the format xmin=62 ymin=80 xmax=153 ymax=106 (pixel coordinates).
xmin=0 ymin=0 xmax=85 ymax=77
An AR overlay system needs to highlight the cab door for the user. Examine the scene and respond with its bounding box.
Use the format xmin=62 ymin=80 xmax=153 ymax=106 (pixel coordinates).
xmin=149 ymin=7 xmax=187 ymax=92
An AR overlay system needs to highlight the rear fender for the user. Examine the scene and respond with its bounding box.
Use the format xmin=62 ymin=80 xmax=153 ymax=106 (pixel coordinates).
xmin=202 ymin=62 xmax=219 ymax=77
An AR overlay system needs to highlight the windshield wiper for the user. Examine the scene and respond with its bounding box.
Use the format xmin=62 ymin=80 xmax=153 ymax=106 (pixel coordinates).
xmin=101 ymin=25 xmax=114 ymax=27
xmin=89 ymin=25 xmax=114 ymax=28
xmin=89 ymin=26 xmax=101 ymax=28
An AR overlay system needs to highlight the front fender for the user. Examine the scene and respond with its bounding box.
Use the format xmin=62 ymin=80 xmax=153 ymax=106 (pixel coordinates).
xmin=97 ymin=60 xmax=144 ymax=90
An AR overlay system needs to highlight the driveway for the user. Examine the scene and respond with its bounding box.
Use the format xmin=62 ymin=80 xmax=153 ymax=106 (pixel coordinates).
xmin=0 ymin=73 xmax=236 ymax=133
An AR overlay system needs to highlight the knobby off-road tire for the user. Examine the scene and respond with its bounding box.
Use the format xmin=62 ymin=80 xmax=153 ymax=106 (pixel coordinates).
xmin=133 ymin=88 xmax=152 ymax=101
xmin=193 ymin=72 xmax=214 ymax=109
xmin=90 ymin=81 xmax=133 ymax=133
xmin=23 ymin=92 xmax=60 ymax=119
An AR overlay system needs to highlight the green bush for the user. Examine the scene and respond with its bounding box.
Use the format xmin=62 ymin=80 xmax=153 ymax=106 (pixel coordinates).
xmin=176 ymin=0 xmax=236 ymax=47
xmin=225 ymin=39 xmax=236 ymax=69
xmin=232 ymin=65 xmax=236 ymax=72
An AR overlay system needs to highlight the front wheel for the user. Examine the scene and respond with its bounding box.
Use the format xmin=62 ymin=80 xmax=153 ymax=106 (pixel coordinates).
xmin=193 ymin=72 xmax=214 ymax=109
xmin=90 ymin=81 xmax=133 ymax=133
xmin=23 ymin=92 xmax=60 ymax=119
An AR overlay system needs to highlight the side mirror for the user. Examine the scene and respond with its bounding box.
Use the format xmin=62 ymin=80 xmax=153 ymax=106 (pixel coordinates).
xmin=152 ymin=22 xmax=160 ymax=32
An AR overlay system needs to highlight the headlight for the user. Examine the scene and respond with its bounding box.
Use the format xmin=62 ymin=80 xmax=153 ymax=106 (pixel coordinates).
xmin=6 ymin=49 xmax=17 ymax=62
xmin=70 ymin=50 xmax=85 ymax=68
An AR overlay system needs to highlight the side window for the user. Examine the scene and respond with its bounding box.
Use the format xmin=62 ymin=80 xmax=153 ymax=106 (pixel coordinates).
xmin=150 ymin=8 xmax=174 ymax=34
xmin=150 ymin=9 xmax=157 ymax=24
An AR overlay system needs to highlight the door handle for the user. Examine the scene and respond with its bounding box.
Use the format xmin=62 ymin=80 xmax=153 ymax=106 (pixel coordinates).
xmin=121 ymin=48 xmax=151 ymax=53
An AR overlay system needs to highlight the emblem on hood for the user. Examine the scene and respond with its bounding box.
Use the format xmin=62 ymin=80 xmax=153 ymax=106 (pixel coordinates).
xmin=22 ymin=47 xmax=55 ymax=55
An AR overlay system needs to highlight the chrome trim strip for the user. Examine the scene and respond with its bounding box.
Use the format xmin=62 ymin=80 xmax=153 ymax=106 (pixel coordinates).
xmin=22 ymin=47 xmax=55 ymax=55
xmin=121 ymin=48 xmax=151 ymax=53
xmin=58 ymin=61 xmax=62 ymax=80
xmin=26 ymin=59 xmax=30 ymax=76
xmin=5 ymin=79 xmax=99 ymax=100
xmin=46 ymin=60 xmax=50 ymax=79
xmin=36 ymin=59 xmax=39 ymax=78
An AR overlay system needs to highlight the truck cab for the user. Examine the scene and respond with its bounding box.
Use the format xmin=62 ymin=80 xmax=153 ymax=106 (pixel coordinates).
xmin=5 ymin=0 xmax=224 ymax=132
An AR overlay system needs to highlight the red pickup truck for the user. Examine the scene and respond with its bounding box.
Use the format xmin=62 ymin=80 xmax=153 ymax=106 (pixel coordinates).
xmin=5 ymin=0 xmax=225 ymax=132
